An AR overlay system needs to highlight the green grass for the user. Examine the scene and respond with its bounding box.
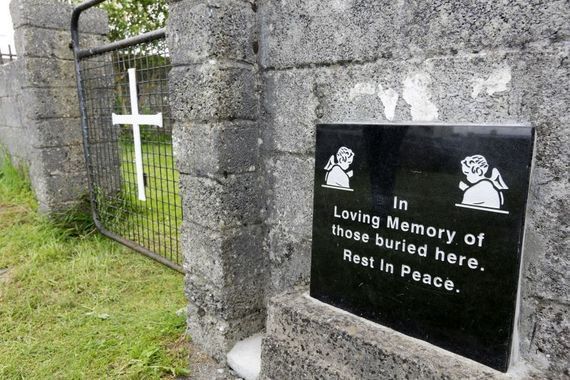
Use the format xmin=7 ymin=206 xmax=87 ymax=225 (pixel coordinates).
xmin=0 ymin=155 xmax=189 ymax=379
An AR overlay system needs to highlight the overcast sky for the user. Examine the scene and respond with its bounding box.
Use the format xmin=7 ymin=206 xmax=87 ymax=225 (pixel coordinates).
xmin=0 ymin=0 xmax=15 ymax=54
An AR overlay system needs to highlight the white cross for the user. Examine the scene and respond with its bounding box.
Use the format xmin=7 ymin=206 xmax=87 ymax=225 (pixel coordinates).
xmin=112 ymin=68 xmax=163 ymax=201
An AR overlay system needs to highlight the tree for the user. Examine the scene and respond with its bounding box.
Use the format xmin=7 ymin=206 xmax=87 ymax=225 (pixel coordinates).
xmin=66 ymin=0 xmax=168 ymax=41
xmin=100 ymin=0 xmax=168 ymax=41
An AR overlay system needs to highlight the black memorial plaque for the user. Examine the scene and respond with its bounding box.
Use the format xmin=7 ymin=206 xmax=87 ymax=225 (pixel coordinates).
xmin=310 ymin=123 xmax=535 ymax=372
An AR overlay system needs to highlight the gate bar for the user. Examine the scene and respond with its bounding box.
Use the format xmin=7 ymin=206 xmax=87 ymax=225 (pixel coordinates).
xmin=77 ymin=29 xmax=166 ymax=59
xmin=71 ymin=0 xmax=106 ymax=47
xmin=71 ymin=0 xmax=166 ymax=58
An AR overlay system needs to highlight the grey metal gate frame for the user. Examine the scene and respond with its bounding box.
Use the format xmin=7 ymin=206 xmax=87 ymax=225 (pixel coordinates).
xmin=71 ymin=0 xmax=183 ymax=272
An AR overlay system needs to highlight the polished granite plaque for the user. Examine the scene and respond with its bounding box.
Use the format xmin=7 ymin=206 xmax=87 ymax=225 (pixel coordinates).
xmin=310 ymin=123 xmax=535 ymax=372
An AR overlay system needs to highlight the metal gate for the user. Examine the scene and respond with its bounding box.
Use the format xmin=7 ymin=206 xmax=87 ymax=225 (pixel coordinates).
xmin=71 ymin=1 xmax=183 ymax=272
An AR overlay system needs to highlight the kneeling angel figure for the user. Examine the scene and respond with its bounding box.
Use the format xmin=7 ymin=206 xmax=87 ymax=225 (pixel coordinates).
xmin=323 ymin=147 xmax=355 ymax=191
xmin=458 ymin=155 xmax=508 ymax=212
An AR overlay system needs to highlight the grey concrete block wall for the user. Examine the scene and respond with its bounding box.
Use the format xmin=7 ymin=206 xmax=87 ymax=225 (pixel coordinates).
xmin=167 ymin=0 xmax=267 ymax=362
xmin=0 ymin=61 xmax=28 ymax=164
xmin=0 ymin=0 xmax=108 ymax=214
xmin=259 ymin=0 xmax=570 ymax=69
xmin=10 ymin=0 xmax=107 ymax=34
xmin=167 ymin=0 xmax=257 ymax=65
xmin=259 ymin=0 xmax=569 ymax=378
xmin=173 ymin=121 xmax=259 ymax=176
xmin=161 ymin=0 xmax=569 ymax=375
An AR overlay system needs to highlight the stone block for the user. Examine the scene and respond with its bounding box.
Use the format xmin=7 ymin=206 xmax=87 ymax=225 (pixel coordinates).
xmin=309 ymin=46 xmax=567 ymax=130
xmin=20 ymin=58 xmax=77 ymax=89
xmin=261 ymin=70 xmax=319 ymax=154
xmin=258 ymin=0 xmax=402 ymax=68
xmin=419 ymin=53 xmax=524 ymax=123
xmin=35 ymin=145 xmax=86 ymax=176
xmin=519 ymin=43 xmax=570 ymax=173
xmin=0 ymin=126 xmax=32 ymax=162
xmin=518 ymin=298 xmax=570 ymax=376
xmin=261 ymin=336 xmax=347 ymax=379
xmin=0 ymin=61 xmax=23 ymax=98
xmin=259 ymin=0 xmax=569 ymax=68
xmin=173 ymin=121 xmax=259 ymax=176
xmin=184 ymin=266 xmax=265 ymax=321
xmin=181 ymin=221 xmax=267 ymax=294
xmin=184 ymin=280 xmax=265 ymax=337
xmin=168 ymin=0 xmax=257 ymax=65
xmin=33 ymin=171 xmax=88 ymax=213
xmin=1 ymin=0 xmax=107 ymax=216
xmin=523 ymin=178 xmax=570 ymax=302
xmin=261 ymin=290 xmax=513 ymax=380
xmin=265 ymin=226 xmax=311 ymax=298
xmin=261 ymin=336 xmax=351 ymax=379
xmin=402 ymin=0 xmax=570 ymax=56
xmin=0 ymin=95 xmax=24 ymax=128
xmin=186 ymin=302 xmax=265 ymax=362
xmin=311 ymin=64 xmax=409 ymax=124
xmin=21 ymin=87 xmax=79 ymax=120
xmin=32 ymin=118 xmax=83 ymax=148
xmin=10 ymin=0 xmax=108 ymax=34
xmin=264 ymin=153 xmax=314 ymax=236
xmin=306 ymin=55 xmax=523 ymax=125
xmin=14 ymin=28 xmax=105 ymax=61
xmin=179 ymin=172 xmax=262 ymax=230
xmin=169 ymin=63 xmax=258 ymax=122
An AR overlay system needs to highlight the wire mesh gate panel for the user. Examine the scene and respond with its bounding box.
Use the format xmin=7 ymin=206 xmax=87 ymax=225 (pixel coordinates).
xmin=72 ymin=6 xmax=182 ymax=272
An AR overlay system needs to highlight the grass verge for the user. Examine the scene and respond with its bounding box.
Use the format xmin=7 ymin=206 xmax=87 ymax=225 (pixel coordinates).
xmin=0 ymin=155 xmax=189 ymax=379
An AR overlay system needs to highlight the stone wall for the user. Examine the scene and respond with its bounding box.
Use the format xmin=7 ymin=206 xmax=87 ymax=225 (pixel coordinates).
xmin=0 ymin=0 xmax=107 ymax=214
xmin=163 ymin=0 xmax=568 ymax=375
xmin=0 ymin=60 xmax=28 ymax=164
xmin=259 ymin=0 xmax=569 ymax=377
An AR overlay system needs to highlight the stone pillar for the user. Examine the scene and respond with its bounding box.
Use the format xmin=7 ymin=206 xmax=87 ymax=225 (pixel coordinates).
xmin=9 ymin=0 xmax=107 ymax=214
xmin=167 ymin=0 xmax=266 ymax=360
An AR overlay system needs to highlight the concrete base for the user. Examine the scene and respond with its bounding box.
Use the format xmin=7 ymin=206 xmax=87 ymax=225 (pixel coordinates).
xmin=260 ymin=289 xmax=539 ymax=380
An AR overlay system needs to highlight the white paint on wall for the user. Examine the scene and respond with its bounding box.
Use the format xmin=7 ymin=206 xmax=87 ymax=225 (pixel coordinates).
xmin=348 ymin=82 xmax=376 ymax=100
xmin=377 ymin=84 xmax=399 ymax=121
xmin=402 ymin=72 xmax=439 ymax=121
xmin=348 ymin=82 xmax=399 ymax=121
xmin=471 ymin=66 xmax=512 ymax=98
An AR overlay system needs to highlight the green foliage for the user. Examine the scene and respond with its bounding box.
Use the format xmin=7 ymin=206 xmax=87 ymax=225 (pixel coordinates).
xmin=0 ymin=153 xmax=33 ymax=208
xmin=0 ymin=154 xmax=189 ymax=379
xmin=100 ymin=0 xmax=168 ymax=41
xmin=66 ymin=0 xmax=168 ymax=42
xmin=50 ymin=194 xmax=98 ymax=238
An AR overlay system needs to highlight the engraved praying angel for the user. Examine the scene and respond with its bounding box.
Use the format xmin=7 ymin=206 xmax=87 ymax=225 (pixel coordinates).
xmin=322 ymin=146 xmax=355 ymax=192
xmin=455 ymin=155 xmax=509 ymax=214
